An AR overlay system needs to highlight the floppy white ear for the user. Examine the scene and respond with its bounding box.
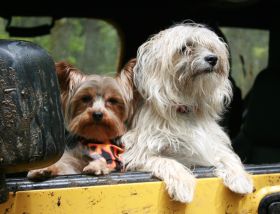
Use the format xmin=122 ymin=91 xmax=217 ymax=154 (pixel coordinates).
xmin=134 ymin=37 xmax=182 ymax=112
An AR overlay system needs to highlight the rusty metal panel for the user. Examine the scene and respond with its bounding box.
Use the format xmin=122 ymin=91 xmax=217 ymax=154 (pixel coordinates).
xmin=1 ymin=173 xmax=280 ymax=213
xmin=0 ymin=40 xmax=65 ymax=173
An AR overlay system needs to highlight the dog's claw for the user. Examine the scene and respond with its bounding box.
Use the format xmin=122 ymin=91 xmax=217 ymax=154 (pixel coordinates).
xmin=167 ymin=179 xmax=195 ymax=203
xmin=225 ymin=174 xmax=254 ymax=194
xmin=82 ymin=160 xmax=110 ymax=175
xmin=27 ymin=168 xmax=53 ymax=180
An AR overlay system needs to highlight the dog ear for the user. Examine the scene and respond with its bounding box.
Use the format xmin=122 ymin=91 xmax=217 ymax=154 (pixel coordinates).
xmin=116 ymin=58 xmax=136 ymax=90
xmin=55 ymin=61 xmax=84 ymax=93
xmin=116 ymin=58 xmax=141 ymax=125
xmin=55 ymin=61 xmax=84 ymax=116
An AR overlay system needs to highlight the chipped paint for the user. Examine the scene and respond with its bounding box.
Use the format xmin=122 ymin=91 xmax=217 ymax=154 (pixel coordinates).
xmin=57 ymin=196 xmax=61 ymax=207
xmin=0 ymin=173 xmax=280 ymax=213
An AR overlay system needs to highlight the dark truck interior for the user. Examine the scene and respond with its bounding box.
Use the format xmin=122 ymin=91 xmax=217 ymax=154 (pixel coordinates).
xmin=0 ymin=0 xmax=280 ymax=204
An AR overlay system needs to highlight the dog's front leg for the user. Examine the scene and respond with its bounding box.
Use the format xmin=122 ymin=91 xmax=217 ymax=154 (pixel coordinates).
xmin=27 ymin=151 xmax=83 ymax=180
xmin=213 ymin=146 xmax=254 ymax=194
xmin=143 ymin=156 xmax=196 ymax=203
xmin=82 ymin=158 xmax=111 ymax=175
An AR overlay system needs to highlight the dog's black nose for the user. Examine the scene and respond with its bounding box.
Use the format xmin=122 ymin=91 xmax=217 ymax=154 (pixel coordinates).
xmin=92 ymin=112 xmax=103 ymax=122
xmin=204 ymin=55 xmax=218 ymax=66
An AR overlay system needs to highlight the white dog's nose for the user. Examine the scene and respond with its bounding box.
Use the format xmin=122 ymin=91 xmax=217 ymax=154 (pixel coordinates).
xmin=204 ymin=55 xmax=218 ymax=66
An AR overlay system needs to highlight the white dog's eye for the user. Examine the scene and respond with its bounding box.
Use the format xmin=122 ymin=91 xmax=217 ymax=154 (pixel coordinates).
xmin=180 ymin=42 xmax=194 ymax=54
xmin=186 ymin=41 xmax=193 ymax=47
xmin=180 ymin=46 xmax=187 ymax=53
xmin=180 ymin=46 xmax=192 ymax=55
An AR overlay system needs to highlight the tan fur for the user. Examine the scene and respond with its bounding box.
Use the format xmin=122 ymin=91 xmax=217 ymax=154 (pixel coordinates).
xmin=28 ymin=62 xmax=129 ymax=179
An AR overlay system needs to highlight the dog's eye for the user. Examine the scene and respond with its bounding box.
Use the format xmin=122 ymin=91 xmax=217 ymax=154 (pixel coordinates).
xmin=180 ymin=46 xmax=187 ymax=53
xmin=186 ymin=41 xmax=193 ymax=47
xmin=81 ymin=95 xmax=92 ymax=103
xmin=107 ymin=98 xmax=118 ymax=105
xmin=180 ymin=44 xmax=192 ymax=53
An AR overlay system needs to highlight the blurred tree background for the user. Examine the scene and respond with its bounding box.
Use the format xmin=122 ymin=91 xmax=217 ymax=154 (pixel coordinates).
xmin=0 ymin=18 xmax=269 ymax=97
xmin=221 ymin=27 xmax=269 ymax=98
xmin=0 ymin=17 xmax=120 ymax=75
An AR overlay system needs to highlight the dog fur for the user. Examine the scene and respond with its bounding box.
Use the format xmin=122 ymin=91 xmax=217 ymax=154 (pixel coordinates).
xmin=28 ymin=61 xmax=129 ymax=179
xmin=121 ymin=23 xmax=254 ymax=203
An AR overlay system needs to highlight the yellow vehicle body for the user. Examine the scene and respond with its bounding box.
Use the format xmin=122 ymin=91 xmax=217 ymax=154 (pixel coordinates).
xmin=1 ymin=171 xmax=280 ymax=214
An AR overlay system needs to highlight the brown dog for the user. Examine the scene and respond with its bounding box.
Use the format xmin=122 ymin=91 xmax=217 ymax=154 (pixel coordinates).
xmin=28 ymin=61 xmax=131 ymax=179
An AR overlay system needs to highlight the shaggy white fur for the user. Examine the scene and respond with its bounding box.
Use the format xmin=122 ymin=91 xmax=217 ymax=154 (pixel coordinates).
xmin=122 ymin=23 xmax=253 ymax=203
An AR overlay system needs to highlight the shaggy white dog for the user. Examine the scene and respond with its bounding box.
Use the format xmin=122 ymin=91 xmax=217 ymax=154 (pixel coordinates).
xmin=121 ymin=23 xmax=253 ymax=203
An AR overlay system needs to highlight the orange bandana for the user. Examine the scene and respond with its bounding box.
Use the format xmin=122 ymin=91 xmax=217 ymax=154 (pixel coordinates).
xmin=80 ymin=138 xmax=125 ymax=172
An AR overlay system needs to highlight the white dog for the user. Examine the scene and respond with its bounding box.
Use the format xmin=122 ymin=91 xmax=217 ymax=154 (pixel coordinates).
xmin=121 ymin=23 xmax=254 ymax=203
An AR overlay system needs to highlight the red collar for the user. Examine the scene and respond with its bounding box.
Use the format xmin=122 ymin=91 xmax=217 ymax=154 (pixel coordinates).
xmin=176 ymin=105 xmax=197 ymax=114
xmin=176 ymin=105 xmax=190 ymax=114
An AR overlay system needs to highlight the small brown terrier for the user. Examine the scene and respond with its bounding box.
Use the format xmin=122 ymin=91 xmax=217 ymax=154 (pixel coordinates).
xmin=28 ymin=61 xmax=131 ymax=179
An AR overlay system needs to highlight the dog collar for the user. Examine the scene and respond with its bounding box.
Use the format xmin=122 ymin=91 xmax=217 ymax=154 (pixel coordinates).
xmin=176 ymin=105 xmax=197 ymax=114
xmin=176 ymin=105 xmax=191 ymax=114
xmin=80 ymin=137 xmax=123 ymax=147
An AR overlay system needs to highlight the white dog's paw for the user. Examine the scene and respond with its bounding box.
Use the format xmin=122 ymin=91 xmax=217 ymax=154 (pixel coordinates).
xmin=165 ymin=174 xmax=196 ymax=203
xmin=224 ymin=173 xmax=254 ymax=194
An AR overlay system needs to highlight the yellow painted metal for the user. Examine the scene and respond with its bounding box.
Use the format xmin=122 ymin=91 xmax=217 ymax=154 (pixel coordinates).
xmin=1 ymin=173 xmax=280 ymax=214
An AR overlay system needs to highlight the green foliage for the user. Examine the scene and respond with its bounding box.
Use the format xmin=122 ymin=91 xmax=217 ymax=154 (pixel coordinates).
xmin=0 ymin=17 xmax=119 ymax=76
xmin=0 ymin=17 xmax=269 ymax=96
xmin=221 ymin=27 xmax=269 ymax=97
xmin=253 ymin=46 xmax=267 ymax=58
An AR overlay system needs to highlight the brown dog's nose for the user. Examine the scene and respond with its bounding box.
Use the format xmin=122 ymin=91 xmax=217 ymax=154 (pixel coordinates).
xmin=92 ymin=112 xmax=103 ymax=122
xmin=204 ymin=55 xmax=218 ymax=66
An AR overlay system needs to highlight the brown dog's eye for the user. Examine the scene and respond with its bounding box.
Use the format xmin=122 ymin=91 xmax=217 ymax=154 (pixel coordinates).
xmin=81 ymin=95 xmax=92 ymax=103
xmin=107 ymin=98 xmax=118 ymax=105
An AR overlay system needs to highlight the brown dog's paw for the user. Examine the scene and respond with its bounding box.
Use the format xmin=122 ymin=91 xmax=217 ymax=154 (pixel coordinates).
xmin=82 ymin=159 xmax=111 ymax=175
xmin=27 ymin=166 xmax=59 ymax=180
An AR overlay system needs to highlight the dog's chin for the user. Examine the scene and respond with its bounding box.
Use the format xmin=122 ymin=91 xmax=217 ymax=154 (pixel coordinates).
xmin=192 ymin=67 xmax=215 ymax=79
xmin=71 ymin=123 xmax=125 ymax=142
xmin=204 ymin=66 xmax=215 ymax=73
